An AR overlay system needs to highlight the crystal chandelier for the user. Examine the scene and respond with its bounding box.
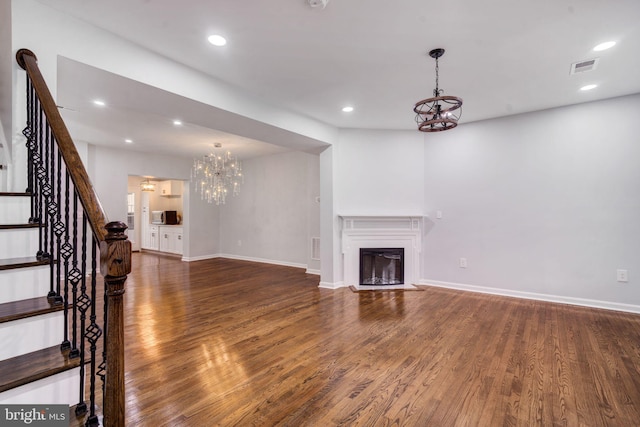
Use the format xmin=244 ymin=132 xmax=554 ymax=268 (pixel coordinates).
xmin=191 ymin=143 xmax=243 ymax=205
xmin=413 ymin=48 xmax=463 ymax=132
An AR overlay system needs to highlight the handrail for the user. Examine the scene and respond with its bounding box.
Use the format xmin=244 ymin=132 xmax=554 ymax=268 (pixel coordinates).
xmin=16 ymin=48 xmax=130 ymax=427
xmin=16 ymin=49 xmax=108 ymax=242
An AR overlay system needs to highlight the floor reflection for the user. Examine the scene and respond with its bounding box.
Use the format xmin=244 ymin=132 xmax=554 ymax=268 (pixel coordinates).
xmin=358 ymin=290 xmax=405 ymax=320
xmin=198 ymin=339 xmax=250 ymax=397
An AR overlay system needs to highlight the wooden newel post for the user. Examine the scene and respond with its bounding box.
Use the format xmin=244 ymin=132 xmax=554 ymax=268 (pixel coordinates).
xmin=100 ymin=221 xmax=131 ymax=427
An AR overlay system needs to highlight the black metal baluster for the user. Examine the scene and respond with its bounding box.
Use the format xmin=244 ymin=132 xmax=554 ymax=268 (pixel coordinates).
xmin=41 ymin=115 xmax=51 ymax=261
xmin=60 ymin=168 xmax=72 ymax=351
xmin=35 ymin=99 xmax=45 ymax=259
xmin=45 ymin=126 xmax=60 ymax=302
xmin=51 ymin=145 xmax=64 ymax=305
xmin=75 ymin=213 xmax=89 ymax=416
xmin=98 ymin=269 xmax=108 ymax=404
xmin=22 ymin=77 xmax=35 ymax=208
xmin=69 ymin=191 xmax=81 ymax=359
xmin=98 ymin=290 xmax=107 ymax=393
xmin=33 ymin=93 xmax=41 ymax=225
xmin=85 ymin=238 xmax=102 ymax=427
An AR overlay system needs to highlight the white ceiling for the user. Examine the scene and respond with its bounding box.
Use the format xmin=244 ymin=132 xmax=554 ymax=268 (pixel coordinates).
xmin=37 ymin=0 xmax=640 ymax=159
xmin=56 ymin=58 xmax=295 ymax=160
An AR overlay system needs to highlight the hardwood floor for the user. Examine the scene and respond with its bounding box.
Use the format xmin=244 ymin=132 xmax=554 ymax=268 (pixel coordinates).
xmin=102 ymin=252 xmax=640 ymax=426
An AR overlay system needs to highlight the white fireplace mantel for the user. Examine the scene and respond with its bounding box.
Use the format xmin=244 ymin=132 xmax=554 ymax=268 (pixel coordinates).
xmin=339 ymin=215 xmax=425 ymax=286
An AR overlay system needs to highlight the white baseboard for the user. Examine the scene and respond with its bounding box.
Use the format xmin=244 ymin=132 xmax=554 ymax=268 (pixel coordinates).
xmin=181 ymin=253 xmax=222 ymax=262
xmin=420 ymin=279 xmax=640 ymax=314
xmin=219 ymin=254 xmax=307 ymax=270
xmin=318 ymin=281 xmax=345 ymax=289
xmin=306 ymin=269 xmax=320 ymax=276
xmin=183 ymin=253 xmax=309 ymax=271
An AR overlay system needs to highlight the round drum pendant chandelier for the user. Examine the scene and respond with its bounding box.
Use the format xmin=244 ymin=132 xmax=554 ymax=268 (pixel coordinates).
xmin=413 ymin=48 xmax=463 ymax=132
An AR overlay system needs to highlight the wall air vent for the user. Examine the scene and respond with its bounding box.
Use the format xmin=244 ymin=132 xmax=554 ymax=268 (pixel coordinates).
xmin=570 ymin=58 xmax=599 ymax=74
xmin=311 ymin=237 xmax=320 ymax=260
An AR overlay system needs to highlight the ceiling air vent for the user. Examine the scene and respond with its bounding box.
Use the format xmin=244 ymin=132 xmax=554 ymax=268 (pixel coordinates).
xmin=570 ymin=58 xmax=599 ymax=74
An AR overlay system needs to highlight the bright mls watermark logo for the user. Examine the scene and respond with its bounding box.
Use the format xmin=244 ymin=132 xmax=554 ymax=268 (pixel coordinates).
xmin=0 ymin=405 xmax=67 ymax=426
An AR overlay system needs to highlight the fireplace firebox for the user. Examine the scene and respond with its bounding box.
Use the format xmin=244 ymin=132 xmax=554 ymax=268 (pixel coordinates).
xmin=359 ymin=248 xmax=404 ymax=285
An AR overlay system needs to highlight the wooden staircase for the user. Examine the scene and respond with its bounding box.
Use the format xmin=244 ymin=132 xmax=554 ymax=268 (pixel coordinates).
xmin=0 ymin=48 xmax=132 ymax=426
xmin=0 ymin=192 xmax=81 ymax=405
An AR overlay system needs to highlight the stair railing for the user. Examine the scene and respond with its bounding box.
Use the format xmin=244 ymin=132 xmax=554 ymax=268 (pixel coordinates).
xmin=16 ymin=49 xmax=130 ymax=427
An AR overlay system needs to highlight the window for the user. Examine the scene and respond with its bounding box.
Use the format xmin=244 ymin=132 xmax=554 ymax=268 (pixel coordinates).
xmin=127 ymin=192 xmax=135 ymax=231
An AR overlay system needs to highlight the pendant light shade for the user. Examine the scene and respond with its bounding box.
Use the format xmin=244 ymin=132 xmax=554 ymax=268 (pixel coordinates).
xmin=414 ymin=48 xmax=463 ymax=132
xmin=140 ymin=179 xmax=155 ymax=192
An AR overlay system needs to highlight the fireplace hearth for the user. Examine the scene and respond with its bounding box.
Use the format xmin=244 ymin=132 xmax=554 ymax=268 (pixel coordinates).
xmin=359 ymin=248 xmax=404 ymax=285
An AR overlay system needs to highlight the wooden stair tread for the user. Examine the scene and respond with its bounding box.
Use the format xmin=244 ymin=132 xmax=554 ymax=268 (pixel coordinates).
xmin=0 ymin=296 xmax=64 ymax=323
xmin=0 ymin=223 xmax=40 ymax=230
xmin=0 ymin=192 xmax=31 ymax=197
xmin=0 ymin=346 xmax=81 ymax=393
xmin=0 ymin=256 xmax=49 ymax=271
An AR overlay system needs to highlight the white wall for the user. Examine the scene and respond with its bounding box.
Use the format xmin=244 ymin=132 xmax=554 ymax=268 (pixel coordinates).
xmin=306 ymin=154 xmax=321 ymax=273
xmin=319 ymin=145 xmax=340 ymax=287
xmin=183 ymin=181 xmax=220 ymax=260
xmin=421 ymin=94 xmax=640 ymax=309
xmin=336 ymin=129 xmax=425 ymax=215
xmin=317 ymin=129 xmax=425 ymax=287
xmin=218 ymin=151 xmax=319 ymax=268
xmin=0 ymin=0 xmax=11 ymax=191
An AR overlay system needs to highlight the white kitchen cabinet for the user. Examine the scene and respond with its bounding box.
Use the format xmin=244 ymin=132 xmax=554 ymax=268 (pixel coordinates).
xmin=143 ymin=225 xmax=159 ymax=250
xmin=159 ymin=180 xmax=182 ymax=197
xmin=159 ymin=226 xmax=183 ymax=255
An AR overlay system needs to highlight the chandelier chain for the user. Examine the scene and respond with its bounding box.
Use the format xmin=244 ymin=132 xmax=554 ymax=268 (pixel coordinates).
xmin=434 ymin=56 xmax=440 ymax=97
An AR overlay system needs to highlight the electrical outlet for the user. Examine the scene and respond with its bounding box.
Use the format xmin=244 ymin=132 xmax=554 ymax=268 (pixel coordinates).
xmin=459 ymin=257 xmax=467 ymax=268
xmin=237 ymin=240 xmax=242 ymax=247
xmin=617 ymin=269 xmax=628 ymax=282
xmin=436 ymin=210 xmax=443 ymax=219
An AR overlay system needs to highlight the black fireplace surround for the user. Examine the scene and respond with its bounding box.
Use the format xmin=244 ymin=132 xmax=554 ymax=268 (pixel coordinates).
xmin=359 ymin=248 xmax=404 ymax=285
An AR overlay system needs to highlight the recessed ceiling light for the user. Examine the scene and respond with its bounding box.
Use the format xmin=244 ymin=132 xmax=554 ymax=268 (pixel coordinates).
xmin=125 ymin=139 xmax=133 ymax=144
xmin=593 ymin=41 xmax=616 ymax=51
xmin=93 ymin=100 xmax=106 ymax=106
xmin=342 ymin=106 xmax=354 ymax=113
xmin=208 ymin=34 xmax=227 ymax=46
xmin=580 ymin=84 xmax=598 ymax=91
xmin=173 ymin=120 xmax=183 ymax=126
